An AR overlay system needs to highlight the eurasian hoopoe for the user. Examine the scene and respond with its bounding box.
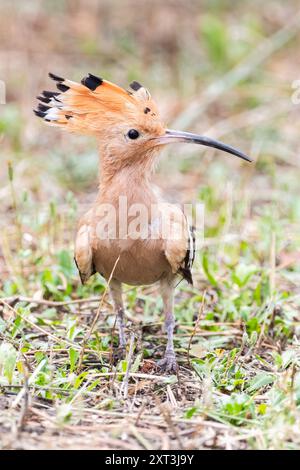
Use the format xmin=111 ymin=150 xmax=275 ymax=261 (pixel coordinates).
xmin=34 ymin=73 xmax=251 ymax=371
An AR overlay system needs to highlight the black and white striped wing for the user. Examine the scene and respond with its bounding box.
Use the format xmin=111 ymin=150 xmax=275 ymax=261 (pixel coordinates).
xmin=179 ymin=225 xmax=195 ymax=285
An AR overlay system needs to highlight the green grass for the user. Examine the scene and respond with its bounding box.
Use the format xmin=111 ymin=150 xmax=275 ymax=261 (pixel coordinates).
xmin=1 ymin=149 xmax=299 ymax=449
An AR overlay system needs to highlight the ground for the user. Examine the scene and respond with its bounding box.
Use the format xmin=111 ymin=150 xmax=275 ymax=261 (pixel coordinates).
xmin=0 ymin=0 xmax=300 ymax=450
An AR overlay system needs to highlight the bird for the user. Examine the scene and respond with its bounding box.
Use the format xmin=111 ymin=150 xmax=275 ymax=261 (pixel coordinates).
xmin=34 ymin=72 xmax=251 ymax=372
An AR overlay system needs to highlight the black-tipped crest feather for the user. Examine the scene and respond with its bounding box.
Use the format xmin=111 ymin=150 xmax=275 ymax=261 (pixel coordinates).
xmin=49 ymin=72 xmax=64 ymax=82
xmin=33 ymin=109 xmax=46 ymax=118
xmin=81 ymin=73 xmax=103 ymax=91
xmin=37 ymin=95 xmax=50 ymax=104
xmin=42 ymin=90 xmax=60 ymax=98
xmin=57 ymin=83 xmax=69 ymax=93
xmin=37 ymin=103 xmax=51 ymax=112
xmin=130 ymin=81 xmax=142 ymax=91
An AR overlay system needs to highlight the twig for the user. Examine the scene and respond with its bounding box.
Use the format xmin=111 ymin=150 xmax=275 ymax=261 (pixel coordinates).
xmin=166 ymin=385 xmax=178 ymax=409
xmin=187 ymin=290 xmax=206 ymax=367
xmin=135 ymin=400 xmax=147 ymax=426
xmin=1 ymin=295 xmax=109 ymax=308
xmin=129 ymin=424 xmax=152 ymax=450
xmin=16 ymin=360 xmax=30 ymax=433
xmin=109 ymin=314 xmax=118 ymax=370
xmin=69 ymin=378 xmax=93 ymax=405
xmin=121 ymin=332 xmax=135 ymax=400
xmin=269 ymin=231 xmax=276 ymax=298
xmin=154 ymin=396 xmax=184 ymax=450
xmin=76 ymin=255 xmax=120 ymax=373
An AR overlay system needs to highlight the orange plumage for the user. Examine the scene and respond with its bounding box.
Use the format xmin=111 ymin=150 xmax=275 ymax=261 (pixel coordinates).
xmin=35 ymin=73 xmax=163 ymax=138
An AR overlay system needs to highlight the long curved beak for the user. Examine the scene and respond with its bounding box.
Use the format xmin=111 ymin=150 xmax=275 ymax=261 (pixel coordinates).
xmin=154 ymin=129 xmax=252 ymax=162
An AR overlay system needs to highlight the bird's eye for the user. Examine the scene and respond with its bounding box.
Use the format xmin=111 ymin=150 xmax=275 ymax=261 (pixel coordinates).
xmin=127 ymin=129 xmax=140 ymax=140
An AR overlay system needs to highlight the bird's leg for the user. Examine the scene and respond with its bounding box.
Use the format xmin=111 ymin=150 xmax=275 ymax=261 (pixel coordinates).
xmin=158 ymin=278 xmax=177 ymax=372
xmin=110 ymin=279 xmax=126 ymax=353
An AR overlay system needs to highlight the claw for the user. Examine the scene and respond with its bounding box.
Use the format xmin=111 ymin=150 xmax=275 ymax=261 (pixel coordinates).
xmin=158 ymin=353 xmax=178 ymax=373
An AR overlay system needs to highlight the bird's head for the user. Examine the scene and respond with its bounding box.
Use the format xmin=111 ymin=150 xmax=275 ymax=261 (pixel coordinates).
xmin=35 ymin=73 xmax=251 ymax=170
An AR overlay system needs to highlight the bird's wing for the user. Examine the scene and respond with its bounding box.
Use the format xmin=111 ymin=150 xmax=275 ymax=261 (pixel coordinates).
xmin=178 ymin=224 xmax=195 ymax=285
xmin=74 ymin=214 xmax=95 ymax=284
xmin=161 ymin=204 xmax=195 ymax=285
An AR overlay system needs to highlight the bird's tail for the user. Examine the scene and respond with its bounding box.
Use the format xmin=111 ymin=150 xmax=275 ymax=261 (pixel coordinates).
xmin=34 ymin=72 xmax=136 ymax=136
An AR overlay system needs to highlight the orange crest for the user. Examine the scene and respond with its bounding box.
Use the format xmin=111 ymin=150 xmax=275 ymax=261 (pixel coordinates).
xmin=34 ymin=73 xmax=164 ymax=138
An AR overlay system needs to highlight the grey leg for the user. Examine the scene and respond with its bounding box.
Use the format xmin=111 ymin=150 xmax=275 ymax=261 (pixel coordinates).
xmin=158 ymin=277 xmax=177 ymax=372
xmin=110 ymin=279 xmax=126 ymax=350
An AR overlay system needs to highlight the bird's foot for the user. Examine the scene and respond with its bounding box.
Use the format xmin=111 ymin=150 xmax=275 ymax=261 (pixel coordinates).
xmin=158 ymin=352 xmax=178 ymax=373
